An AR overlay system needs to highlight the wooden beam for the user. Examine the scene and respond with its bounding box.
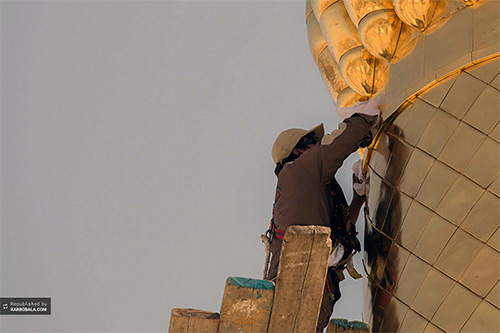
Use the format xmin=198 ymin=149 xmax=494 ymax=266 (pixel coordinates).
xmin=168 ymin=308 xmax=219 ymax=332
xmin=218 ymin=276 xmax=275 ymax=332
xmin=326 ymin=318 xmax=371 ymax=333
xmin=268 ymin=225 xmax=332 ymax=332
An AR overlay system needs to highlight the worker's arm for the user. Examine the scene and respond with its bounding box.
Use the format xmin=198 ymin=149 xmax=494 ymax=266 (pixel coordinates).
xmin=317 ymin=113 xmax=377 ymax=183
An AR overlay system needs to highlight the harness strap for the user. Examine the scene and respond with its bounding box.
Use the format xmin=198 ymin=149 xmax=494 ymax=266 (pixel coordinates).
xmin=269 ymin=218 xmax=285 ymax=240
xmin=268 ymin=203 xmax=287 ymax=241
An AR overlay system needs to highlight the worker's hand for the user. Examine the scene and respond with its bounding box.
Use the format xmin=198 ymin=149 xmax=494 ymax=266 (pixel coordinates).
xmin=352 ymin=159 xmax=369 ymax=197
xmin=337 ymin=99 xmax=380 ymax=121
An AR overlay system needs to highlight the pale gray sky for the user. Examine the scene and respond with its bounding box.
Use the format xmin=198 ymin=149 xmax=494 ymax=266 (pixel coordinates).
xmin=1 ymin=1 xmax=365 ymax=332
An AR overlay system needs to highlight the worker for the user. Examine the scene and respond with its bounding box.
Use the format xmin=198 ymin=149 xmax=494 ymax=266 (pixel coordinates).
xmin=264 ymin=100 xmax=380 ymax=332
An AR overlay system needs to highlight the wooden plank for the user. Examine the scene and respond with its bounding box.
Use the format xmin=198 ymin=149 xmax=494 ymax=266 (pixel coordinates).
xmin=326 ymin=318 xmax=371 ymax=333
xmin=168 ymin=308 xmax=219 ymax=333
xmin=218 ymin=276 xmax=275 ymax=332
xmin=268 ymin=225 xmax=332 ymax=333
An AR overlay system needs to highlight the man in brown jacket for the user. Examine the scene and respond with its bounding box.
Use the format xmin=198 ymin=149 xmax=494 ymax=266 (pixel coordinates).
xmin=266 ymin=103 xmax=379 ymax=331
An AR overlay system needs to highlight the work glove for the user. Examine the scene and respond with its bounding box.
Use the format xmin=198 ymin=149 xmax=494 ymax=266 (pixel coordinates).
xmin=338 ymin=100 xmax=381 ymax=148
xmin=337 ymin=99 xmax=380 ymax=122
xmin=352 ymin=159 xmax=369 ymax=197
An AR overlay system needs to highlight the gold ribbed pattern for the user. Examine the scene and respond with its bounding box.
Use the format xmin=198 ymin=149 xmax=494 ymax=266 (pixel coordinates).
xmin=344 ymin=0 xmax=395 ymax=27
xmin=393 ymin=0 xmax=448 ymax=31
xmin=305 ymin=0 xmax=481 ymax=111
xmin=358 ymin=9 xmax=415 ymax=63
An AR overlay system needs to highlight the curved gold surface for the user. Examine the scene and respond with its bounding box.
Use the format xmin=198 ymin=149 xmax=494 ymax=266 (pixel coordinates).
xmin=319 ymin=0 xmax=362 ymax=63
xmin=317 ymin=48 xmax=349 ymax=103
xmin=306 ymin=8 xmax=328 ymax=64
xmin=304 ymin=1 xmax=500 ymax=331
xmin=358 ymin=9 xmax=415 ymax=63
xmin=364 ymin=62 xmax=500 ymax=332
xmin=336 ymin=87 xmax=367 ymax=108
xmin=393 ymin=0 xmax=448 ymax=31
xmin=306 ymin=0 xmax=313 ymax=22
xmin=343 ymin=0 xmax=394 ymax=27
xmin=339 ymin=46 xmax=390 ymax=97
xmin=311 ymin=0 xmax=339 ymax=20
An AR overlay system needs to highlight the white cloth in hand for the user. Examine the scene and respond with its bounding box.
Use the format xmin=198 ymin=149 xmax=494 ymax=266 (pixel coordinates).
xmin=337 ymin=99 xmax=380 ymax=122
xmin=352 ymin=159 xmax=369 ymax=196
xmin=329 ymin=244 xmax=345 ymax=267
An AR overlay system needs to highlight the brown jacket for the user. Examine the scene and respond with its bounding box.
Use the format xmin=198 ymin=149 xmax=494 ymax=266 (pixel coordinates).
xmin=268 ymin=113 xmax=377 ymax=280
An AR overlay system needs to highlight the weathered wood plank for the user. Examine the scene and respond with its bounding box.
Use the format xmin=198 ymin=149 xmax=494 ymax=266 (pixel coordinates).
xmin=218 ymin=276 xmax=275 ymax=332
xmin=268 ymin=225 xmax=332 ymax=333
xmin=168 ymin=308 xmax=219 ymax=333
xmin=326 ymin=318 xmax=371 ymax=333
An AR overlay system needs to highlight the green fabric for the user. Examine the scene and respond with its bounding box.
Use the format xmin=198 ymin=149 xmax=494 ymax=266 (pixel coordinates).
xmin=330 ymin=318 xmax=370 ymax=330
xmin=227 ymin=276 xmax=274 ymax=290
xmin=350 ymin=321 xmax=370 ymax=330
xmin=330 ymin=318 xmax=350 ymax=329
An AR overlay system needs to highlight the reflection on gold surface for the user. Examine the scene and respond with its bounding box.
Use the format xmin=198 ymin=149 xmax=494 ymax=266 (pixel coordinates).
xmin=358 ymin=9 xmax=415 ymax=63
xmin=373 ymin=180 xmax=394 ymax=230
xmin=393 ymin=0 xmax=447 ymax=31
xmin=379 ymin=296 xmax=407 ymax=332
xmin=383 ymin=191 xmax=412 ymax=239
xmin=397 ymin=200 xmax=432 ymax=251
xmin=336 ymin=87 xmax=367 ymax=107
xmin=384 ymin=135 xmax=412 ymax=187
xmin=371 ymin=287 xmax=391 ymax=331
xmin=385 ymin=243 xmax=410 ymax=289
xmin=339 ymin=46 xmax=390 ymax=97
xmin=399 ymin=149 xmax=433 ymax=196
xmin=343 ymin=0 xmax=394 ymax=26
xmin=394 ymin=254 xmax=429 ymax=305
xmin=317 ymin=48 xmax=348 ymax=103
xmin=319 ymin=0 xmax=361 ymax=62
xmin=399 ymin=99 xmax=436 ymax=146
xmin=364 ymin=225 xmax=392 ymax=285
